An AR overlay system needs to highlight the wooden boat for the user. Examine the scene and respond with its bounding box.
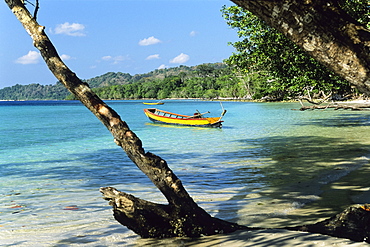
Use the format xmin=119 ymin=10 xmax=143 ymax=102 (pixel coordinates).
xmin=143 ymin=108 xmax=226 ymax=128
xmin=143 ymin=101 xmax=164 ymax=105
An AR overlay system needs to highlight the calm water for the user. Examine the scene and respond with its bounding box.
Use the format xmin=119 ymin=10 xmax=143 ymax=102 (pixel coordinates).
xmin=0 ymin=100 xmax=369 ymax=246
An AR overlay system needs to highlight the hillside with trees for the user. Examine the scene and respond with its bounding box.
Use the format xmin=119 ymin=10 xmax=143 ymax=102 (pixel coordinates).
xmin=0 ymin=82 xmax=69 ymax=100
xmin=0 ymin=63 xmax=232 ymax=100
xmin=0 ymin=60 xmax=358 ymax=101
xmin=3 ymin=60 xmax=357 ymax=102
xmin=87 ymin=63 xmax=240 ymax=100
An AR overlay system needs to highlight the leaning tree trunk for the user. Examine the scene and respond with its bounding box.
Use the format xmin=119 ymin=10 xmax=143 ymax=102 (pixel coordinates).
xmin=4 ymin=0 xmax=248 ymax=237
xmin=5 ymin=0 xmax=370 ymax=242
xmin=231 ymin=0 xmax=370 ymax=95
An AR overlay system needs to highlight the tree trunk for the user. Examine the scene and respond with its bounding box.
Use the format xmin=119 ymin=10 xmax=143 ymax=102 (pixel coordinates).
xmin=4 ymin=0 xmax=247 ymax=238
xmin=100 ymin=187 xmax=248 ymax=238
xmin=5 ymin=0 xmax=370 ymax=242
xmin=231 ymin=0 xmax=370 ymax=95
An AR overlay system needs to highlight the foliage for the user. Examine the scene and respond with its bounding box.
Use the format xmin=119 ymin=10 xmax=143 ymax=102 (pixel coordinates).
xmin=339 ymin=0 xmax=370 ymax=29
xmin=92 ymin=65 xmax=243 ymax=100
xmin=87 ymin=63 xmax=277 ymax=100
xmin=0 ymin=82 xmax=69 ymax=100
xmin=1 ymin=63 xmax=232 ymax=100
xmin=220 ymin=2 xmax=370 ymax=100
xmin=84 ymin=72 xmax=133 ymax=88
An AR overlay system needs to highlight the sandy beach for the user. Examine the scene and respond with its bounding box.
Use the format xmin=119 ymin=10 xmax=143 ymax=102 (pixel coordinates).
xmin=136 ymin=229 xmax=368 ymax=246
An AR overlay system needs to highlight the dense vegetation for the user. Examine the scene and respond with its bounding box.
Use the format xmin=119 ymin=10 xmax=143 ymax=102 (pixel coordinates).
xmin=0 ymin=65 xmax=196 ymax=100
xmin=0 ymin=61 xmax=357 ymax=101
xmin=76 ymin=63 xmax=244 ymax=100
xmin=0 ymin=82 xmax=69 ymax=100
xmin=87 ymin=63 xmax=247 ymax=100
xmin=219 ymin=0 xmax=369 ymax=101
xmin=1 ymin=63 xmax=250 ymax=101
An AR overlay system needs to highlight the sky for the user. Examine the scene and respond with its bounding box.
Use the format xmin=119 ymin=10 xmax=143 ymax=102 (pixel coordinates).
xmin=0 ymin=0 xmax=238 ymax=89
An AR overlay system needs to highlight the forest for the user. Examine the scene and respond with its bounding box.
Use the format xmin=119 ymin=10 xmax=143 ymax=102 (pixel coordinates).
xmin=0 ymin=62 xmax=357 ymax=101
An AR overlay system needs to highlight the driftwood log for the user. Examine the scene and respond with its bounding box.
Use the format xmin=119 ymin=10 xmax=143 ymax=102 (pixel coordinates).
xmin=288 ymin=204 xmax=370 ymax=243
xmin=5 ymin=0 xmax=370 ymax=243
xmin=299 ymin=103 xmax=370 ymax=111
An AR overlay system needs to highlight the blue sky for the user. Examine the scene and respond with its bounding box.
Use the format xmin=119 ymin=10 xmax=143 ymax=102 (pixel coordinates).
xmin=0 ymin=0 xmax=238 ymax=89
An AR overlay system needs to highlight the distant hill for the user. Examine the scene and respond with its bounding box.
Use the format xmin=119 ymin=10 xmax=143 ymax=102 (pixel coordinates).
xmin=0 ymin=82 xmax=70 ymax=100
xmin=0 ymin=63 xmax=227 ymax=100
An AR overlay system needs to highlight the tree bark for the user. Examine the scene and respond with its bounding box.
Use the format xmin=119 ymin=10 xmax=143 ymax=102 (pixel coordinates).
xmin=5 ymin=0 xmax=370 ymax=242
xmin=231 ymin=0 xmax=370 ymax=95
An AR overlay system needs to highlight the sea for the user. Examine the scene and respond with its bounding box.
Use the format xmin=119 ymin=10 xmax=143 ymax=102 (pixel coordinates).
xmin=1 ymin=100 xmax=369 ymax=246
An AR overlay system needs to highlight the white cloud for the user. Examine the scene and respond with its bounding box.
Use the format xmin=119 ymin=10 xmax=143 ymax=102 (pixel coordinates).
xmin=190 ymin=31 xmax=198 ymax=37
xmin=101 ymin=55 xmax=127 ymax=64
xmin=158 ymin=64 xmax=167 ymax=70
xmin=54 ymin=22 xmax=86 ymax=36
xmin=146 ymin=54 xmax=160 ymax=60
xmin=139 ymin=36 xmax=161 ymax=46
xmin=102 ymin=55 xmax=113 ymax=61
xmin=60 ymin=54 xmax=72 ymax=61
xmin=15 ymin=51 xmax=41 ymax=64
xmin=169 ymin=53 xmax=190 ymax=64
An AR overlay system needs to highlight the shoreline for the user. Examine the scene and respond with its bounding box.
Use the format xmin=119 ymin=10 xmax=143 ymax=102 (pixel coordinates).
xmin=1 ymin=97 xmax=369 ymax=103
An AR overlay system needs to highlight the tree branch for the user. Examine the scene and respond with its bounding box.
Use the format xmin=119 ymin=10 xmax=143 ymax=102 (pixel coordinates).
xmin=33 ymin=0 xmax=39 ymax=20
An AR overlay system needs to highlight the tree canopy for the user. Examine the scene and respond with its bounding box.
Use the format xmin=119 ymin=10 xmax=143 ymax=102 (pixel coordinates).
xmin=230 ymin=0 xmax=370 ymax=95
xmin=222 ymin=0 xmax=370 ymax=100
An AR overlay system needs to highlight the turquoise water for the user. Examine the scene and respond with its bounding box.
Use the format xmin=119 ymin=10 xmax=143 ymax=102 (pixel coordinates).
xmin=0 ymin=100 xmax=369 ymax=246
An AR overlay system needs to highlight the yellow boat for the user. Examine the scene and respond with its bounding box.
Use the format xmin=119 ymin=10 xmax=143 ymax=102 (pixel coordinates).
xmin=143 ymin=108 xmax=226 ymax=128
xmin=143 ymin=101 xmax=164 ymax=105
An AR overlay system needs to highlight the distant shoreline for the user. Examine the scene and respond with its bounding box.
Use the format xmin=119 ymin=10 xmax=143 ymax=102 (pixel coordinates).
xmin=1 ymin=98 xmax=369 ymax=105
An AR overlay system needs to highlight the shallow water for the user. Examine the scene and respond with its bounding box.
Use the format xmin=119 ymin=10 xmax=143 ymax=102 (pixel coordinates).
xmin=0 ymin=100 xmax=369 ymax=246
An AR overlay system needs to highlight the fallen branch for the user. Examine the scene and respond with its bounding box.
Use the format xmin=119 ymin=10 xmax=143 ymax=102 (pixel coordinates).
xmin=299 ymin=103 xmax=370 ymax=111
xmin=298 ymin=92 xmax=332 ymax=106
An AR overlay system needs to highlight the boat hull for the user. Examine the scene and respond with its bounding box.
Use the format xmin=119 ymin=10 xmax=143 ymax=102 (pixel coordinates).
xmin=143 ymin=102 xmax=164 ymax=105
xmin=144 ymin=108 xmax=223 ymax=128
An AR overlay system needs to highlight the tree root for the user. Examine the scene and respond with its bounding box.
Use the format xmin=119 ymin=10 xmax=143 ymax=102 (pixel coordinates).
xmin=100 ymin=187 xmax=250 ymax=238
